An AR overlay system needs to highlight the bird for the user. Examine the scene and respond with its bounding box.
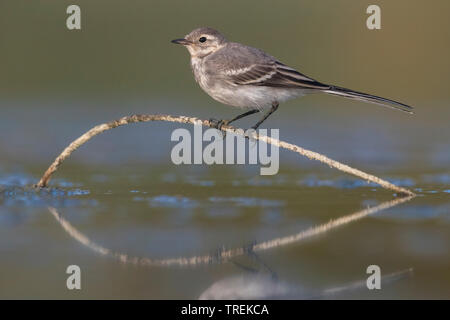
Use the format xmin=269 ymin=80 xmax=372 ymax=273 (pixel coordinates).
xmin=171 ymin=27 xmax=413 ymax=130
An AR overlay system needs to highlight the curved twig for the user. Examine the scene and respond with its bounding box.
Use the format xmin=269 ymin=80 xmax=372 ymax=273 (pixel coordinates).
xmin=48 ymin=195 xmax=414 ymax=267
xmin=35 ymin=114 xmax=415 ymax=196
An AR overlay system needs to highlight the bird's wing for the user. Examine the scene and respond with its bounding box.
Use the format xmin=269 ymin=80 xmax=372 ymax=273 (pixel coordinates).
xmin=225 ymin=61 xmax=330 ymax=90
xmin=206 ymin=43 xmax=329 ymax=89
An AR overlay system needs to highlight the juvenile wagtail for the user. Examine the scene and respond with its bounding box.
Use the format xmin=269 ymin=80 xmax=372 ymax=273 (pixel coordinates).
xmin=172 ymin=27 xmax=413 ymax=130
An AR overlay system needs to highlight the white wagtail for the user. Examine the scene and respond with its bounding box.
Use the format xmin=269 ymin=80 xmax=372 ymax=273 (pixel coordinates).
xmin=172 ymin=27 xmax=413 ymax=130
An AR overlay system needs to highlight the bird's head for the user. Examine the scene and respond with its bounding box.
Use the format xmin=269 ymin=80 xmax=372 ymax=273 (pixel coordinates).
xmin=171 ymin=27 xmax=227 ymax=58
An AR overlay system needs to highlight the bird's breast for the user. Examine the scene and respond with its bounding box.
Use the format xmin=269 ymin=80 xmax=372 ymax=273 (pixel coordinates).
xmin=190 ymin=57 xmax=210 ymax=91
xmin=190 ymin=57 xmax=243 ymax=107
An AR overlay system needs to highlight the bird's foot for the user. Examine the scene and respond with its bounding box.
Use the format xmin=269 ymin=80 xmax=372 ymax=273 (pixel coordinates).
xmin=209 ymin=118 xmax=229 ymax=130
xmin=209 ymin=118 xmax=230 ymax=138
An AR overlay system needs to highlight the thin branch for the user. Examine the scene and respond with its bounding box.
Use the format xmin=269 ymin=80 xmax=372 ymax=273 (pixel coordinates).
xmin=35 ymin=114 xmax=415 ymax=196
xmin=48 ymin=195 xmax=414 ymax=268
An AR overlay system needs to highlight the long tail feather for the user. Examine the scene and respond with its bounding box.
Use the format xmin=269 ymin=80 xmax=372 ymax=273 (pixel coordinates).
xmin=323 ymin=85 xmax=414 ymax=114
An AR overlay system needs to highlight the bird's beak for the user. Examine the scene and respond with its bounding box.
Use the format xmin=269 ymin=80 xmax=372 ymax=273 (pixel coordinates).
xmin=171 ymin=38 xmax=192 ymax=45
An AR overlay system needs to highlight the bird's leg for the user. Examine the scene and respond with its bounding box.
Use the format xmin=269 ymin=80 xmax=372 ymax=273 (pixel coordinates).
xmin=209 ymin=109 xmax=260 ymax=130
xmin=227 ymin=109 xmax=260 ymax=125
xmin=251 ymin=102 xmax=279 ymax=130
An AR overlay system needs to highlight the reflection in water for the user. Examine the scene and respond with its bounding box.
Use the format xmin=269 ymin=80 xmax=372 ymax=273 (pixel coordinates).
xmin=252 ymin=196 xmax=413 ymax=251
xmin=199 ymin=269 xmax=413 ymax=299
xmin=199 ymin=273 xmax=298 ymax=300
xmin=48 ymin=195 xmax=414 ymax=268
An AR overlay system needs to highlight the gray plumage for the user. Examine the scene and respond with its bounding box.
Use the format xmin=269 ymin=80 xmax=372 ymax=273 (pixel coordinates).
xmin=172 ymin=27 xmax=413 ymax=129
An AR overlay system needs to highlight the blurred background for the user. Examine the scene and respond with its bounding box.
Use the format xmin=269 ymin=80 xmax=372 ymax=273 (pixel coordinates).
xmin=0 ymin=0 xmax=449 ymax=299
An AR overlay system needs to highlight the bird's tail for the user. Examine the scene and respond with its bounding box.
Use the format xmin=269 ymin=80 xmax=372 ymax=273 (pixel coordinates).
xmin=322 ymin=85 xmax=414 ymax=114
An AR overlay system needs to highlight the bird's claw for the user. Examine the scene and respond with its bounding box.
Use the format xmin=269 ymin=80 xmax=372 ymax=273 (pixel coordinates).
xmin=209 ymin=118 xmax=229 ymax=130
xmin=209 ymin=118 xmax=230 ymax=139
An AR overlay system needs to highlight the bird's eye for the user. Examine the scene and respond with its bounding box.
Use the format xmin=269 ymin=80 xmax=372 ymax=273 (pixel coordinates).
xmin=199 ymin=37 xmax=207 ymax=43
